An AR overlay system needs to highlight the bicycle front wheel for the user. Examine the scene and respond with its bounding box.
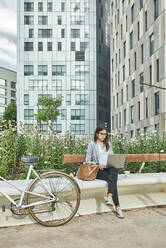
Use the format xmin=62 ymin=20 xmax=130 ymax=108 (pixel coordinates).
xmin=27 ymin=172 xmax=80 ymax=227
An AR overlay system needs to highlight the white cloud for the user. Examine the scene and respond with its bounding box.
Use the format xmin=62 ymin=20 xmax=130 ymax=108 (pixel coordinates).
xmin=0 ymin=2 xmax=17 ymax=70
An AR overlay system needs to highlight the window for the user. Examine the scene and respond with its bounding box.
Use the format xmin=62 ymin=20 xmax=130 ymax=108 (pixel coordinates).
xmin=145 ymin=97 xmax=148 ymax=118
xmin=145 ymin=11 xmax=147 ymax=31
xmin=71 ymin=80 xmax=85 ymax=91
xmin=70 ymin=2 xmax=80 ymax=12
xmin=38 ymin=42 xmax=43 ymax=51
xmin=47 ymin=2 xmax=52 ymax=12
xmin=119 ymin=112 xmax=121 ymax=128
xmin=47 ymin=42 xmax=52 ymax=51
xmin=52 ymin=80 xmax=62 ymax=91
xmin=61 ymin=29 xmax=65 ymax=38
xmin=123 ymin=41 xmax=126 ymax=58
xmin=24 ymin=2 xmax=34 ymax=11
xmin=24 ymin=65 xmax=33 ymax=76
xmin=130 ymin=130 xmax=134 ymax=138
xmin=154 ymin=0 xmax=159 ymax=20
xmin=24 ymin=94 xmax=29 ymax=105
xmin=11 ymin=91 xmax=16 ymax=98
xmin=75 ymin=94 xmax=89 ymax=105
xmin=123 ymin=65 xmax=125 ymax=81
xmin=131 ymin=79 xmax=135 ymax=98
xmin=29 ymin=29 xmax=34 ymax=38
xmin=138 ymin=101 xmax=140 ymax=121
xmin=71 ymin=124 xmax=85 ymax=135
xmin=75 ymin=65 xmax=89 ymax=76
xmin=155 ymin=92 xmax=159 ymax=115
xmin=38 ymin=2 xmax=43 ymax=11
xmin=131 ymin=4 xmax=134 ymax=23
xmin=137 ymin=22 xmax=140 ymax=40
xmin=11 ymin=82 xmax=16 ymax=89
xmin=112 ymin=115 xmax=114 ymax=130
xmin=75 ymin=52 xmax=85 ymax=61
xmin=130 ymin=105 xmax=134 ymax=123
xmin=134 ymin=52 xmax=137 ymax=70
xmin=126 ymin=85 xmax=128 ymax=101
xmin=126 ymin=15 xmax=128 ymax=32
xmin=149 ymin=65 xmax=152 ymax=84
xmin=29 ymin=80 xmax=48 ymax=91
xmin=116 ymin=93 xmax=119 ymax=108
xmin=130 ymin=31 xmax=133 ymax=49
xmin=61 ymin=109 xmax=66 ymax=120
xmin=141 ymin=44 xmax=144 ymax=64
xmin=71 ymin=42 xmax=75 ymax=51
xmin=58 ymin=16 xmax=62 ymax=25
xmin=38 ymin=94 xmax=52 ymax=105
xmin=38 ymin=65 xmax=47 ymax=76
xmin=58 ymin=42 xmax=62 ymax=51
xmin=121 ymin=89 xmax=123 ymax=105
xmin=124 ymin=109 xmax=126 ymax=126
xmin=156 ymin=59 xmax=159 ymax=82
xmin=38 ymin=16 xmax=48 ymax=25
xmin=71 ymin=109 xmax=85 ymax=120
xmin=149 ymin=33 xmax=154 ymax=56
xmin=71 ymin=16 xmax=85 ymax=25
xmin=80 ymin=42 xmax=89 ymax=51
xmin=24 ymin=42 xmax=33 ymax=51
xmin=140 ymin=0 xmax=143 ymax=9
xmin=140 ymin=72 xmax=144 ymax=92
xmin=24 ymin=109 xmax=34 ymax=120
xmin=121 ymin=24 xmax=123 ymax=39
xmin=61 ymin=2 xmax=65 ymax=12
xmin=54 ymin=124 xmax=62 ymax=133
xmin=52 ymin=65 xmax=66 ymax=76
xmin=122 ymin=0 xmax=125 ymax=15
xmin=24 ymin=16 xmax=34 ymax=25
xmin=71 ymin=29 xmax=80 ymax=38
xmin=38 ymin=29 xmax=52 ymax=38
xmin=66 ymin=94 xmax=71 ymax=105
xmin=129 ymin=58 xmax=131 ymax=76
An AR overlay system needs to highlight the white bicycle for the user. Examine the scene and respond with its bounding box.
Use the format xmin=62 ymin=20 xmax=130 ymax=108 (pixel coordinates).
xmin=0 ymin=157 xmax=80 ymax=227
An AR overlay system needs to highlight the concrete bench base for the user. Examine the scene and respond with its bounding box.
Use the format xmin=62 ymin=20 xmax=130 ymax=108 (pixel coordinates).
xmin=0 ymin=173 xmax=166 ymax=227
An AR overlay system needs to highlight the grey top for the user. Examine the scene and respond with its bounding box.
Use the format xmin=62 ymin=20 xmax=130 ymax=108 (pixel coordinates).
xmin=85 ymin=141 xmax=114 ymax=166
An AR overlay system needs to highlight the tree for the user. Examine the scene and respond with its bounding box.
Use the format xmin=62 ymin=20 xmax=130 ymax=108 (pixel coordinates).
xmin=35 ymin=96 xmax=62 ymax=132
xmin=3 ymin=101 xmax=17 ymax=122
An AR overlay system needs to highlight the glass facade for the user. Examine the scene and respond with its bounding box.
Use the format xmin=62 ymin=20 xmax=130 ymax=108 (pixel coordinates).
xmin=17 ymin=0 xmax=110 ymax=136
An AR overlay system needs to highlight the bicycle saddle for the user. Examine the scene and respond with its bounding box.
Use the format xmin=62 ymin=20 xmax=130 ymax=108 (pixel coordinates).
xmin=21 ymin=156 xmax=40 ymax=163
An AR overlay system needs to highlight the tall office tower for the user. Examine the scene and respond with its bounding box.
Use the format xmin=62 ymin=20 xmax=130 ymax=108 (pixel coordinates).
xmin=17 ymin=0 xmax=110 ymax=136
xmin=110 ymin=0 xmax=166 ymax=137
xmin=0 ymin=67 xmax=17 ymax=119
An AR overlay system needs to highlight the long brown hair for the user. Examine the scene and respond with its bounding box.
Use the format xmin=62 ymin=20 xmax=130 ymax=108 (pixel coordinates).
xmin=94 ymin=126 xmax=109 ymax=151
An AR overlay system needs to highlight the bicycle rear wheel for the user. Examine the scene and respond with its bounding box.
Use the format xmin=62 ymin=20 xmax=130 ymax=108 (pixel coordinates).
xmin=27 ymin=172 xmax=80 ymax=227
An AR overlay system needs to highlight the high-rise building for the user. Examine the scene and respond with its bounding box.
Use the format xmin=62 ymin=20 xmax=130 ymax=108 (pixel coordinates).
xmin=17 ymin=0 xmax=110 ymax=136
xmin=110 ymin=0 xmax=166 ymax=137
xmin=0 ymin=67 xmax=16 ymax=119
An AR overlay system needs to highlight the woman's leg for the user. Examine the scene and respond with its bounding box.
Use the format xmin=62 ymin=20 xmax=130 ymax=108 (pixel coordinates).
xmin=96 ymin=167 xmax=120 ymax=206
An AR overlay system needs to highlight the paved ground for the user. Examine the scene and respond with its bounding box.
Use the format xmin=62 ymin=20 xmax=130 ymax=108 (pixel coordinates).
xmin=0 ymin=206 xmax=166 ymax=248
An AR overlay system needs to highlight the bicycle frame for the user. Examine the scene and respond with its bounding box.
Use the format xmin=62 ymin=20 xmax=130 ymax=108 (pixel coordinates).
xmin=0 ymin=165 xmax=56 ymax=209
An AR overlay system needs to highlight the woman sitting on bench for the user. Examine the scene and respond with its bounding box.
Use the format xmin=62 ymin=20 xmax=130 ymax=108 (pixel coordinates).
xmin=85 ymin=125 xmax=124 ymax=218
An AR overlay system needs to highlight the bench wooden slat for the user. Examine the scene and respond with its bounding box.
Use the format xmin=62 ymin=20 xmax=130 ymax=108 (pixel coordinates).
xmin=62 ymin=154 xmax=166 ymax=164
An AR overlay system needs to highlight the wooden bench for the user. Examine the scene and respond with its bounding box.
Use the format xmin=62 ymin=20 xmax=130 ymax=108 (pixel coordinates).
xmin=62 ymin=153 xmax=166 ymax=164
xmin=62 ymin=153 xmax=166 ymax=215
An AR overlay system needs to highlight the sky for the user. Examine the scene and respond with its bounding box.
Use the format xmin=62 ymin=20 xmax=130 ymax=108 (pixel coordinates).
xmin=0 ymin=0 xmax=17 ymax=71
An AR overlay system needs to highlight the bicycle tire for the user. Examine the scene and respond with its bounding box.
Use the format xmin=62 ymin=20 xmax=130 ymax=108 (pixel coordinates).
xmin=27 ymin=171 xmax=80 ymax=227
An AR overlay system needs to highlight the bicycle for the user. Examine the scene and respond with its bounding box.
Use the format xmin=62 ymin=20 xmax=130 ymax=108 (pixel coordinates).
xmin=0 ymin=156 xmax=80 ymax=227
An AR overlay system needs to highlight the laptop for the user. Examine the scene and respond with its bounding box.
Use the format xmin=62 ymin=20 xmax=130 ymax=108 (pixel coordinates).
xmin=106 ymin=154 xmax=126 ymax=168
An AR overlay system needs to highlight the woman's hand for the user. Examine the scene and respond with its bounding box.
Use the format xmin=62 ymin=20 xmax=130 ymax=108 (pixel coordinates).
xmin=98 ymin=164 xmax=105 ymax=170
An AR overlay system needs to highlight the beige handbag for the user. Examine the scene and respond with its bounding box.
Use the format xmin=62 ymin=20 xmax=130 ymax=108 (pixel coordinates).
xmin=77 ymin=162 xmax=99 ymax=181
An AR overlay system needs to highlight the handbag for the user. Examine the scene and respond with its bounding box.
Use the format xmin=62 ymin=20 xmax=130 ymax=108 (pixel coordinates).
xmin=77 ymin=162 xmax=99 ymax=181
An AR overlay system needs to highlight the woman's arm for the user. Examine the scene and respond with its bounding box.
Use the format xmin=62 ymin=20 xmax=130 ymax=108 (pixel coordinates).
xmin=85 ymin=142 xmax=96 ymax=164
